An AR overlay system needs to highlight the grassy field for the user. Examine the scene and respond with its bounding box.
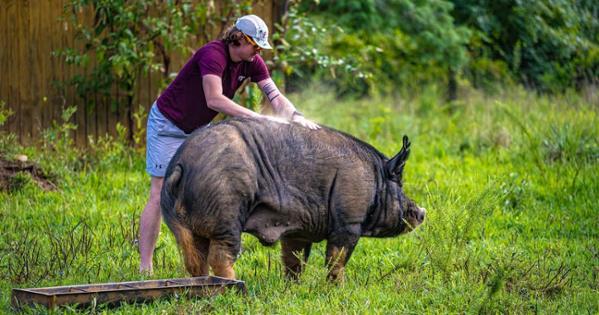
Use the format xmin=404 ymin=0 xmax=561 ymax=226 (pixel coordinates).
xmin=1 ymin=87 xmax=598 ymax=314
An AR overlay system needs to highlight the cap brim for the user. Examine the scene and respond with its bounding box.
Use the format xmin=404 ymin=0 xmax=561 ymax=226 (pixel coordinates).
xmin=254 ymin=38 xmax=272 ymax=49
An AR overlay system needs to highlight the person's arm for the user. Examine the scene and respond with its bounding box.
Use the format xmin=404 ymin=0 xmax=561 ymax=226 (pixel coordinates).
xmin=203 ymin=74 xmax=262 ymax=118
xmin=257 ymin=78 xmax=294 ymax=118
xmin=257 ymin=78 xmax=320 ymax=129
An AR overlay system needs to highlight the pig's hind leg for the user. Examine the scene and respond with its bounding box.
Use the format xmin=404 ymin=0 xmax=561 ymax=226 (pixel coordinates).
xmin=169 ymin=221 xmax=210 ymax=276
xmin=207 ymin=221 xmax=242 ymax=279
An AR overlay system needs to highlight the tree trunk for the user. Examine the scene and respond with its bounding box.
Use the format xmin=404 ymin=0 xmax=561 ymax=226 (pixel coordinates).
xmin=272 ymin=0 xmax=290 ymax=26
xmin=447 ymin=67 xmax=458 ymax=102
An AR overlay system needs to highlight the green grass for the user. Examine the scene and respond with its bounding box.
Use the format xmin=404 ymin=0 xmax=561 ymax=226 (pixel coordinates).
xmin=1 ymin=87 xmax=598 ymax=314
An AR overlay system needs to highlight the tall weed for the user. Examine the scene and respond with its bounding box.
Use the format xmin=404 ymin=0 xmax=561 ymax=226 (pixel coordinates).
xmin=39 ymin=106 xmax=83 ymax=176
xmin=0 ymin=101 xmax=18 ymax=158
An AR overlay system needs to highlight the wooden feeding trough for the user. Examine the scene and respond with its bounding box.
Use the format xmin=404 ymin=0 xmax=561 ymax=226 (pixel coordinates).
xmin=12 ymin=276 xmax=246 ymax=310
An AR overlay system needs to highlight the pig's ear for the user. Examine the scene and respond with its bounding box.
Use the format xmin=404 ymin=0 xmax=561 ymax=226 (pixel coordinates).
xmin=386 ymin=135 xmax=411 ymax=184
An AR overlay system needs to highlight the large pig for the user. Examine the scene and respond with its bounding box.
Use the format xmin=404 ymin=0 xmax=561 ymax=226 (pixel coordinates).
xmin=161 ymin=118 xmax=425 ymax=281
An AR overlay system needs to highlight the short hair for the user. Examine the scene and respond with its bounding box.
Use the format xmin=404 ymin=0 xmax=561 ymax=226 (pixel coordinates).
xmin=222 ymin=26 xmax=244 ymax=46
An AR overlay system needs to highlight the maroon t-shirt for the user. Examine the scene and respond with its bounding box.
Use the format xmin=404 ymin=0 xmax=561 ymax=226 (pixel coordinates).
xmin=156 ymin=40 xmax=270 ymax=133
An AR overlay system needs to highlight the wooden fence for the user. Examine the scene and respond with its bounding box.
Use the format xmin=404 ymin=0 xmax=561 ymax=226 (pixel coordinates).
xmin=0 ymin=0 xmax=278 ymax=146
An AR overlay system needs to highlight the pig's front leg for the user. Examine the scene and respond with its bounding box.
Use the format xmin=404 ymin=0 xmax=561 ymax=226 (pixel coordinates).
xmin=325 ymin=224 xmax=360 ymax=281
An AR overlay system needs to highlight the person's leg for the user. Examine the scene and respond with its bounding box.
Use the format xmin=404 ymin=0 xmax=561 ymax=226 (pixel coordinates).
xmin=140 ymin=102 xmax=188 ymax=273
xmin=139 ymin=176 xmax=163 ymax=274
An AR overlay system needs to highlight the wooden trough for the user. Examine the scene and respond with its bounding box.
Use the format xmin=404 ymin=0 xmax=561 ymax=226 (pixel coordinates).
xmin=12 ymin=276 xmax=246 ymax=310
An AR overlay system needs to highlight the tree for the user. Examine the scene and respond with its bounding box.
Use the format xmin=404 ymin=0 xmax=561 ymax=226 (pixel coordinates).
xmin=287 ymin=0 xmax=470 ymax=99
xmin=451 ymin=0 xmax=599 ymax=91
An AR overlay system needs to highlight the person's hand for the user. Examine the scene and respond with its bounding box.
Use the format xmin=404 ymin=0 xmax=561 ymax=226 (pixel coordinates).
xmin=292 ymin=114 xmax=320 ymax=130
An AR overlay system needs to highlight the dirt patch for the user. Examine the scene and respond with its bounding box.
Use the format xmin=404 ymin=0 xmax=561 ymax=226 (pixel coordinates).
xmin=0 ymin=156 xmax=57 ymax=192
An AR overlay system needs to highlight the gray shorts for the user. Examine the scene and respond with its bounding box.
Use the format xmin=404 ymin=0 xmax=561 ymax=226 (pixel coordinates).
xmin=145 ymin=103 xmax=189 ymax=177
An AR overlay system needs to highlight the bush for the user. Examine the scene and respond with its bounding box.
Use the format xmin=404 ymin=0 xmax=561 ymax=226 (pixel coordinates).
xmin=0 ymin=101 xmax=18 ymax=159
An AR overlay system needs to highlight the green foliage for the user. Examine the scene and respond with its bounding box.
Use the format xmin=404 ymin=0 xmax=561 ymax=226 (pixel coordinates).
xmin=451 ymin=0 xmax=599 ymax=92
xmin=56 ymin=0 xmax=205 ymax=142
xmin=0 ymin=100 xmax=12 ymax=127
xmin=6 ymin=172 xmax=35 ymax=193
xmin=60 ymin=0 xmax=199 ymax=92
xmin=275 ymin=0 xmax=597 ymax=95
xmin=0 ymin=101 xmax=18 ymax=158
xmin=387 ymin=0 xmax=470 ymax=70
xmin=499 ymin=172 xmax=529 ymax=212
xmin=41 ymin=106 xmax=77 ymax=151
xmin=271 ymin=6 xmax=364 ymax=94
xmin=1 ymin=88 xmax=597 ymax=313
xmin=132 ymin=105 xmax=148 ymax=151
xmin=541 ymin=123 xmax=599 ymax=164
xmin=276 ymin=0 xmax=470 ymax=97
xmin=245 ymin=83 xmax=264 ymax=113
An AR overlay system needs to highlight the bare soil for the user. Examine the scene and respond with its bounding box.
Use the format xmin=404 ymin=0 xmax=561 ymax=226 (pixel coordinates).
xmin=0 ymin=156 xmax=56 ymax=192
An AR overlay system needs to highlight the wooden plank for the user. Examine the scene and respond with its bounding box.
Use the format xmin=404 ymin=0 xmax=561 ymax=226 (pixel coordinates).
xmin=108 ymin=83 xmax=117 ymax=136
xmin=120 ymin=87 xmax=127 ymax=140
xmin=77 ymin=100 xmax=87 ymax=147
xmin=23 ymin=0 xmax=36 ymax=144
xmin=75 ymin=80 xmax=88 ymax=148
xmin=0 ymin=1 xmax=9 ymax=131
xmin=82 ymin=6 xmax=95 ymax=147
xmin=6 ymin=0 xmax=19 ymax=138
xmin=17 ymin=0 xmax=31 ymax=143
xmin=48 ymin=0 xmax=61 ymax=132
xmin=58 ymin=0 xmax=69 ymax=142
xmin=139 ymin=71 xmax=155 ymax=147
xmin=18 ymin=0 xmax=31 ymax=143
xmin=95 ymin=87 xmax=104 ymax=141
xmin=0 ymin=0 xmax=7 ymax=133
xmin=149 ymin=71 xmax=159 ymax=108
xmin=64 ymin=5 xmax=82 ymax=147
xmin=141 ymin=72 xmax=153 ymax=145
xmin=121 ymin=85 xmax=131 ymax=141
xmin=101 ymin=27 xmax=112 ymax=139
xmin=38 ymin=0 xmax=51 ymax=134
xmin=28 ymin=0 xmax=42 ymax=142
xmin=104 ymin=93 xmax=112 ymax=139
xmin=98 ymin=68 xmax=109 ymax=141
xmin=90 ymin=47 xmax=99 ymax=142
xmin=86 ymin=8 xmax=100 ymax=142
xmin=5 ymin=0 xmax=15 ymax=135
xmin=51 ymin=1 xmax=67 ymax=137
xmin=133 ymin=72 xmax=144 ymax=145
xmin=74 ymin=7 xmax=87 ymax=148
xmin=61 ymin=2 xmax=82 ymax=146
xmin=47 ymin=0 xmax=62 ymax=132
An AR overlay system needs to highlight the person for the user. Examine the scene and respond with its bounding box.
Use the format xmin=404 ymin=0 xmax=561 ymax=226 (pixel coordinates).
xmin=139 ymin=15 xmax=319 ymax=274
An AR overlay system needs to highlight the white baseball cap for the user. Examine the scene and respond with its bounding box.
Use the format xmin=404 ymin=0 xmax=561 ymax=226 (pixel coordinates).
xmin=235 ymin=15 xmax=272 ymax=49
